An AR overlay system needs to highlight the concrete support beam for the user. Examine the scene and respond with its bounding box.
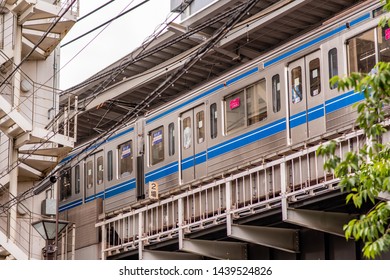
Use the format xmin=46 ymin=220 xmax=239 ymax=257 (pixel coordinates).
xmin=218 ymin=0 xmax=314 ymax=46
xmin=181 ymin=238 xmax=247 ymax=260
xmin=142 ymin=250 xmax=202 ymax=260
xmin=229 ymin=224 xmax=299 ymax=253
xmin=284 ymin=208 xmax=354 ymax=237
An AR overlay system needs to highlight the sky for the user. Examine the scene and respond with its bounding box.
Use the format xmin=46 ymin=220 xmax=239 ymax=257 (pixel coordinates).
xmin=59 ymin=0 xmax=172 ymax=90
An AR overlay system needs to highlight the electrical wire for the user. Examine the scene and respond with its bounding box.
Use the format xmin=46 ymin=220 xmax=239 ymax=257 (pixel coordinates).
xmin=61 ymin=0 xmax=150 ymax=48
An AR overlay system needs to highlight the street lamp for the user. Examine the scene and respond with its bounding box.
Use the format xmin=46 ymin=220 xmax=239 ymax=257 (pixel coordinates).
xmin=32 ymin=218 xmax=69 ymax=260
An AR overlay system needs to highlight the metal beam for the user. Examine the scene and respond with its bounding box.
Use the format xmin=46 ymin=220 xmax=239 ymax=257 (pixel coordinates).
xmin=142 ymin=250 xmax=202 ymax=260
xmin=284 ymin=208 xmax=354 ymax=237
xmin=181 ymin=238 xmax=247 ymax=260
xmin=229 ymin=224 xmax=299 ymax=253
xmin=218 ymin=0 xmax=314 ymax=46
xmin=83 ymin=43 xmax=205 ymax=111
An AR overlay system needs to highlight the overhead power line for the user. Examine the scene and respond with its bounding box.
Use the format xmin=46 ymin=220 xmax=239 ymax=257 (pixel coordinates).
xmin=77 ymin=0 xmax=116 ymax=22
xmin=61 ymin=0 xmax=150 ymax=48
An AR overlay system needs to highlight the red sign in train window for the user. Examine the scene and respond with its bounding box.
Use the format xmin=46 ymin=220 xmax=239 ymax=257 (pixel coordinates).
xmin=230 ymin=97 xmax=240 ymax=110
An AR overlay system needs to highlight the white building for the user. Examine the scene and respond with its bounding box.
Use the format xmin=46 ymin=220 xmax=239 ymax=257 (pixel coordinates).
xmin=0 ymin=0 xmax=78 ymax=260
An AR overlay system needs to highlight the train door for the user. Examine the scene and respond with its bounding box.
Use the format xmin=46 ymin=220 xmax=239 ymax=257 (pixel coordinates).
xmin=84 ymin=151 xmax=104 ymax=202
xmin=180 ymin=105 xmax=207 ymax=184
xmin=288 ymin=50 xmax=325 ymax=144
xmin=95 ymin=150 xmax=105 ymax=198
xmin=85 ymin=154 xmax=95 ymax=201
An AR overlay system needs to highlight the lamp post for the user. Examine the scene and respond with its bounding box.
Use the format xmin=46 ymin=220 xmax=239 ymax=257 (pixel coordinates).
xmin=32 ymin=218 xmax=69 ymax=260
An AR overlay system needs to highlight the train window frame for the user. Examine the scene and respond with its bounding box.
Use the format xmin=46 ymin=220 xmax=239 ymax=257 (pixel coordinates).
xmin=96 ymin=155 xmax=104 ymax=185
xmin=168 ymin=123 xmax=175 ymax=156
xmin=149 ymin=126 xmax=164 ymax=165
xmin=347 ymin=29 xmax=376 ymax=74
xmin=107 ymin=150 xmax=113 ymax=181
xmin=291 ymin=66 xmax=303 ymax=104
xmin=309 ymin=58 xmax=321 ymax=96
xmin=60 ymin=169 xmax=71 ymax=201
xmin=118 ymin=141 xmax=133 ymax=178
xmin=210 ymin=103 xmax=218 ymax=139
xmin=378 ymin=24 xmax=390 ymax=63
xmin=272 ymin=75 xmax=281 ymax=113
xmin=224 ymin=79 xmax=268 ymax=134
xmin=328 ymin=48 xmax=338 ymax=90
xmin=246 ymin=79 xmax=267 ymax=126
xmin=196 ymin=110 xmax=205 ymax=144
xmin=74 ymin=165 xmax=80 ymax=194
xmin=86 ymin=160 xmax=93 ymax=189
xmin=183 ymin=117 xmax=192 ymax=149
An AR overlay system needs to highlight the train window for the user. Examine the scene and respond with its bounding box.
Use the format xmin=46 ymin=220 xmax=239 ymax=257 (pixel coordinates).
xmin=118 ymin=141 xmax=133 ymax=177
xmin=210 ymin=103 xmax=217 ymax=139
xmin=86 ymin=160 xmax=93 ymax=189
xmin=60 ymin=169 xmax=71 ymax=201
xmin=225 ymin=90 xmax=245 ymax=133
xmin=183 ymin=117 xmax=192 ymax=149
xmin=107 ymin=150 xmax=113 ymax=181
xmin=75 ymin=165 xmax=80 ymax=194
xmin=272 ymin=75 xmax=281 ymax=113
xmin=309 ymin=58 xmax=321 ymax=96
xmin=168 ymin=123 xmax=175 ymax=156
xmin=379 ymin=25 xmax=390 ymax=62
xmin=150 ymin=126 xmax=164 ymax=165
xmin=291 ymin=67 xmax=302 ymax=104
xmin=328 ymin=48 xmax=338 ymax=89
xmin=196 ymin=111 xmax=205 ymax=144
xmin=347 ymin=29 xmax=376 ymax=74
xmin=247 ymin=79 xmax=267 ymax=125
xmin=97 ymin=155 xmax=103 ymax=185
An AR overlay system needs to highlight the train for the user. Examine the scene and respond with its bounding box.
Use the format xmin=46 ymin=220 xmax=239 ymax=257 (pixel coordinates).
xmin=58 ymin=2 xmax=388 ymax=218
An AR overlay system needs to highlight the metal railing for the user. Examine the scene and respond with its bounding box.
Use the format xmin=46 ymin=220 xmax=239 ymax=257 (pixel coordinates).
xmin=97 ymin=125 xmax=371 ymax=258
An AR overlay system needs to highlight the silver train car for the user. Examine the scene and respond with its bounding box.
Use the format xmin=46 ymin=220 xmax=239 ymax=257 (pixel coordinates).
xmin=59 ymin=3 xmax=388 ymax=218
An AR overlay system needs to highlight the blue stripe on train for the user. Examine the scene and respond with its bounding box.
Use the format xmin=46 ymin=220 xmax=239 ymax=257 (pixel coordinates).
xmin=207 ymin=118 xmax=287 ymax=160
xmin=325 ymin=90 xmax=364 ymax=113
xmin=145 ymin=161 xmax=179 ymax=183
xmin=264 ymin=13 xmax=370 ymax=68
xmin=61 ymin=127 xmax=135 ymax=164
xmin=146 ymin=67 xmax=259 ymax=125
xmin=59 ymin=199 xmax=82 ymax=212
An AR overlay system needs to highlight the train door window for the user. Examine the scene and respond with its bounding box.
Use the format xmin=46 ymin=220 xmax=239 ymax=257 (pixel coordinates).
xmin=75 ymin=165 xmax=80 ymax=194
xmin=225 ymin=90 xmax=245 ymax=133
xmin=97 ymin=155 xmax=103 ymax=185
xmin=107 ymin=150 xmax=113 ymax=181
xmin=272 ymin=75 xmax=281 ymax=113
xmin=291 ymin=67 xmax=303 ymax=104
xmin=60 ymin=169 xmax=71 ymax=201
xmin=247 ymin=79 xmax=267 ymax=125
xmin=378 ymin=25 xmax=390 ymax=62
xmin=196 ymin=110 xmax=205 ymax=144
xmin=118 ymin=141 xmax=133 ymax=177
xmin=168 ymin=123 xmax=175 ymax=156
xmin=347 ymin=29 xmax=376 ymax=74
xmin=150 ymin=126 xmax=164 ymax=165
xmin=309 ymin=58 xmax=321 ymax=96
xmin=328 ymin=48 xmax=338 ymax=89
xmin=183 ymin=117 xmax=192 ymax=149
xmin=86 ymin=160 xmax=93 ymax=189
xmin=210 ymin=103 xmax=217 ymax=139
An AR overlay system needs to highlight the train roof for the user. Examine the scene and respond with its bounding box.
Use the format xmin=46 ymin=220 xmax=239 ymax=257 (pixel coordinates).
xmin=59 ymin=0 xmax=369 ymax=145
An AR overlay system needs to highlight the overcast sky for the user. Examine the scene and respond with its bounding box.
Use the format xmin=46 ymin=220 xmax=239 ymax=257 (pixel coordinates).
xmin=59 ymin=0 xmax=171 ymax=90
